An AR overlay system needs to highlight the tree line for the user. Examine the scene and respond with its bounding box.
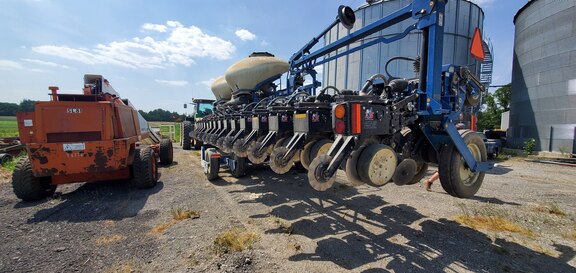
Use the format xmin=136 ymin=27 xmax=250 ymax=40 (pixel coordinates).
xmin=0 ymin=100 xmax=35 ymax=116
xmin=0 ymin=99 xmax=182 ymax=122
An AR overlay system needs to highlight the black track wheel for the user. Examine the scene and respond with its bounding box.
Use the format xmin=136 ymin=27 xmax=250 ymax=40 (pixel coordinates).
xmin=132 ymin=147 xmax=159 ymax=189
xmin=439 ymin=130 xmax=487 ymax=198
xmin=182 ymin=121 xmax=192 ymax=150
xmin=357 ymin=144 xmax=397 ymax=187
xmin=12 ymin=157 xmax=55 ymax=201
xmin=230 ymin=154 xmax=246 ymax=178
xmin=159 ymin=138 xmax=174 ymax=165
xmin=308 ymin=155 xmax=336 ymax=191
xmin=205 ymin=148 xmax=220 ymax=181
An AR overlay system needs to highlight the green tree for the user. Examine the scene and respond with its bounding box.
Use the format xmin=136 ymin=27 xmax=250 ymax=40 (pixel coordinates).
xmin=19 ymin=99 xmax=36 ymax=112
xmin=0 ymin=102 xmax=19 ymax=116
xmin=477 ymin=83 xmax=511 ymax=131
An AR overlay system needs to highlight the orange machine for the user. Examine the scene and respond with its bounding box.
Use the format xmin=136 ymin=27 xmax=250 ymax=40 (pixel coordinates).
xmin=12 ymin=74 xmax=173 ymax=201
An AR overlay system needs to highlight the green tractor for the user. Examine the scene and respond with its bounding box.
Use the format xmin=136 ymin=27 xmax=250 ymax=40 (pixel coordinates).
xmin=182 ymin=98 xmax=215 ymax=150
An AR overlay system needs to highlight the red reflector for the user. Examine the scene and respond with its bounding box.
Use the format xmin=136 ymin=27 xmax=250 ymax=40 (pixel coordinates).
xmin=470 ymin=27 xmax=485 ymax=61
xmin=211 ymin=154 xmax=221 ymax=159
xmin=351 ymin=104 xmax=361 ymax=134
xmin=335 ymin=120 xmax=346 ymax=134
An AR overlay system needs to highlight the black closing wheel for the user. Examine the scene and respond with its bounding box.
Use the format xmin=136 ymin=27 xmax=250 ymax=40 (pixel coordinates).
xmin=232 ymin=138 xmax=250 ymax=158
xmin=299 ymin=140 xmax=316 ymax=170
xmin=222 ymin=136 xmax=234 ymax=153
xmin=405 ymin=162 xmax=428 ymax=185
xmin=12 ymin=157 xmax=56 ymax=201
xmin=308 ymin=155 xmax=336 ymax=191
xmin=229 ymin=154 xmax=246 ymax=178
xmin=247 ymin=137 xmax=270 ymax=164
xmin=205 ymin=148 xmax=220 ymax=181
xmin=132 ymin=147 xmax=159 ymax=189
xmin=0 ymin=154 xmax=13 ymax=165
xmin=159 ymin=138 xmax=174 ymax=165
xmin=345 ymin=146 xmax=366 ymax=186
xmin=182 ymin=121 xmax=192 ymax=150
xmin=392 ymin=159 xmax=417 ymax=186
xmin=439 ymin=130 xmax=487 ymax=198
xmin=357 ymin=144 xmax=397 ymax=187
xmin=270 ymin=147 xmax=295 ymax=174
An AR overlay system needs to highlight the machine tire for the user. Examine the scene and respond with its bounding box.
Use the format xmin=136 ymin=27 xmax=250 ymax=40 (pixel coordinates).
xmin=182 ymin=121 xmax=192 ymax=150
xmin=270 ymin=147 xmax=294 ymax=174
xmin=132 ymin=147 xmax=158 ymax=189
xmin=205 ymin=149 xmax=220 ymax=181
xmin=12 ymin=157 xmax=55 ymax=201
xmin=299 ymin=140 xmax=316 ymax=170
xmin=309 ymin=139 xmax=333 ymax=164
xmin=230 ymin=154 xmax=246 ymax=178
xmin=438 ymin=130 xmax=486 ymax=198
xmin=345 ymin=146 xmax=367 ymax=186
xmin=194 ymin=139 xmax=202 ymax=150
xmin=0 ymin=154 xmax=13 ymax=165
xmin=232 ymin=138 xmax=250 ymax=158
xmin=247 ymin=136 xmax=269 ymax=164
xmin=159 ymin=138 xmax=174 ymax=165
xmin=357 ymin=144 xmax=397 ymax=187
xmin=405 ymin=162 xmax=428 ymax=185
xmin=308 ymin=155 xmax=336 ymax=191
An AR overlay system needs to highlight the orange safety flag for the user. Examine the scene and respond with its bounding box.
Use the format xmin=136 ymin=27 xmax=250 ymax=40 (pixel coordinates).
xmin=470 ymin=27 xmax=485 ymax=62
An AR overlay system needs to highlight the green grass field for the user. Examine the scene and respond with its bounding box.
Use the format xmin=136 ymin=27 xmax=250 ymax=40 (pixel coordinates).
xmin=0 ymin=116 xmax=18 ymax=138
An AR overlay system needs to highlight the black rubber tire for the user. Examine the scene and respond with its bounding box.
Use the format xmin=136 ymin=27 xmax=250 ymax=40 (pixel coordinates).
xmin=12 ymin=157 xmax=55 ymax=201
xmin=230 ymin=154 xmax=246 ymax=178
xmin=270 ymin=147 xmax=294 ymax=174
xmin=357 ymin=144 xmax=397 ymax=187
xmin=439 ymin=130 xmax=487 ymax=198
xmin=307 ymin=155 xmax=336 ymax=191
xmin=182 ymin=121 xmax=192 ymax=150
xmin=159 ymin=138 xmax=174 ymax=165
xmin=405 ymin=162 xmax=428 ymax=185
xmin=0 ymin=154 xmax=13 ymax=165
xmin=232 ymin=138 xmax=250 ymax=158
xmin=247 ymin=136 xmax=269 ymax=165
xmin=132 ymin=147 xmax=158 ymax=189
xmin=194 ymin=139 xmax=202 ymax=150
xmin=205 ymin=149 xmax=219 ymax=181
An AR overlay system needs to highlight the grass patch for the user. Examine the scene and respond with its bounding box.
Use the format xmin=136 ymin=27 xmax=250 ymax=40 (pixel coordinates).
xmin=171 ymin=208 xmax=200 ymax=220
xmin=213 ymin=228 xmax=258 ymax=254
xmin=456 ymin=203 xmax=534 ymax=236
xmin=106 ymin=262 xmax=135 ymax=273
xmin=0 ymin=116 xmax=18 ymax=137
xmin=562 ymin=230 xmax=576 ymax=241
xmin=150 ymin=222 xmax=175 ymax=235
xmin=533 ymin=203 xmax=568 ymax=217
xmin=95 ymin=234 xmax=125 ymax=245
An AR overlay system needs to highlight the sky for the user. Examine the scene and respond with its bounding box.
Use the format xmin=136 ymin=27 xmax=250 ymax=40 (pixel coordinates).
xmin=0 ymin=0 xmax=527 ymax=114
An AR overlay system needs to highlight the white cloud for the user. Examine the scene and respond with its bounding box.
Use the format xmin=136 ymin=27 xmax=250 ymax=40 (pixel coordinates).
xmin=142 ymin=23 xmax=167 ymax=33
xmin=33 ymin=21 xmax=236 ymax=69
xmin=0 ymin=60 xmax=24 ymax=70
xmin=155 ymin=79 xmax=189 ymax=86
xmin=235 ymin=29 xmax=257 ymax=41
xmin=21 ymin=58 xmax=70 ymax=69
xmin=260 ymin=40 xmax=270 ymax=47
xmin=198 ymin=78 xmax=216 ymax=88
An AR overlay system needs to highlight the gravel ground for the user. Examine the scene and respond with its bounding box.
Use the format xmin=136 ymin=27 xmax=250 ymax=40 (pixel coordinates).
xmin=0 ymin=146 xmax=575 ymax=272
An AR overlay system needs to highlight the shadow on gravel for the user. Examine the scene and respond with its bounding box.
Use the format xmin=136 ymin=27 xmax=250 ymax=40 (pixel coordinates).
xmin=212 ymin=166 xmax=575 ymax=272
xmin=22 ymin=181 xmax=164 ymax=223
xmin=486 ymin=165 xmax=513 ymax=175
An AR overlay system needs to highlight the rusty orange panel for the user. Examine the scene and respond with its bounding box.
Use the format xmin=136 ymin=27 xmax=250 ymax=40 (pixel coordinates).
xmin=33 ymin=101 xmax=115 ymax=142
xmin=16 ymin=112 xmax=35 ymax=144
xmin=51 ymin=168 xmax=131 ymax=184
xmin=27 ymin=137 xmax=138 ymax=177
xmin=116 ymin=105 xmax=138 ymax=138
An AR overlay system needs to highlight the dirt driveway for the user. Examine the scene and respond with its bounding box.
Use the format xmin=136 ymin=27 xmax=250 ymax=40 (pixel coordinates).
xmin=0 ymin=146 xmax=575 ymax=272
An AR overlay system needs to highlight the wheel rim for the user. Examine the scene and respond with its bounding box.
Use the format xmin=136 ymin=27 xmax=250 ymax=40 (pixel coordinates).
xmin=459 ymin=143 xmax=481 ymax=186
xmin=270 ymin=147 xmax=293 ymax=174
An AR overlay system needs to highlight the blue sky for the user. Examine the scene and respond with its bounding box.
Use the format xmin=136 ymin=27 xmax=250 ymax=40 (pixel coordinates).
xmin=0 ymin=0 xmax=526 ymax=113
